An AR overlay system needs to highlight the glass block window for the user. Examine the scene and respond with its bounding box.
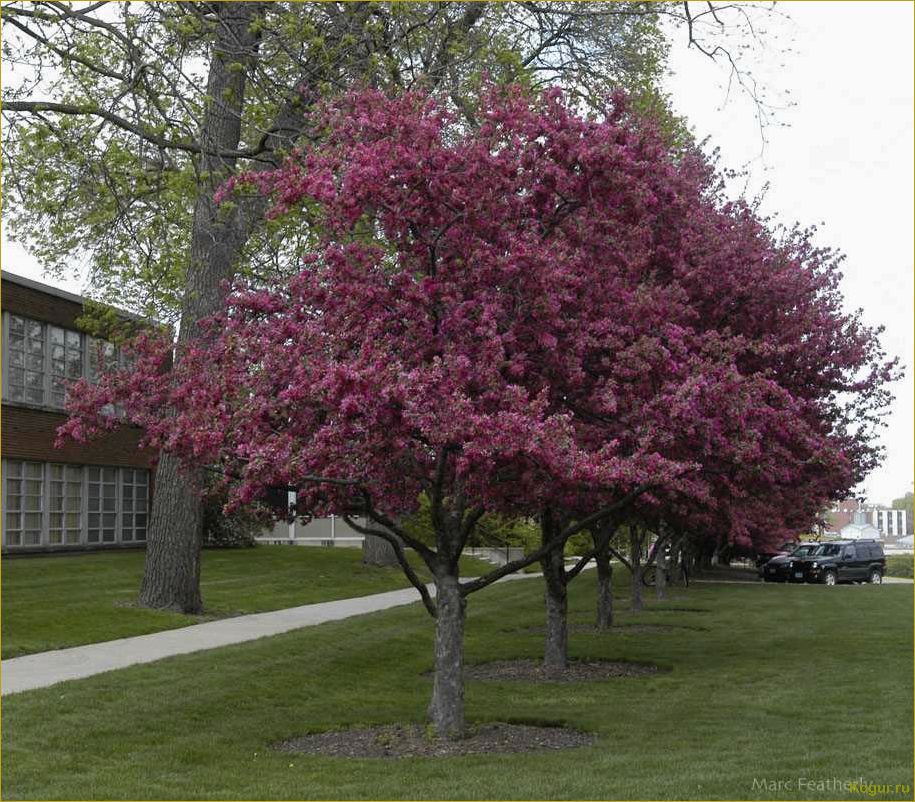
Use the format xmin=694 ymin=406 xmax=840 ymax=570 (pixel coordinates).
xmin=5 ymin=461 xmax=44 ymax=546
xmin=7 ymin=316 xmax=46 ymax=404
xmin=120 ymin=469 xmax=149 ymax=542
xmin=87 ymin=467 xmax=118 ymax=543
xmin=88 ymin=337 xmax=119 ymax=383
xmin=49 ymin=464 xmax=83 ymax=545
xmin=49 ymin=327 xmax=84 ymax=408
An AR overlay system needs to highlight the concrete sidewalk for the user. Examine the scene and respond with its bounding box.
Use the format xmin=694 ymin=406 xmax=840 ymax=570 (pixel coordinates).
xmin=2 ymin=574 xmax=536 ymax=696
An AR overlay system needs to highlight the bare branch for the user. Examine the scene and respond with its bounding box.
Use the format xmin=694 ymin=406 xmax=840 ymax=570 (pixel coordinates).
xmin=341 ymin=514 xmax=437 ymax=618
xmin=2 ymin=100 xmax=272 ymax=159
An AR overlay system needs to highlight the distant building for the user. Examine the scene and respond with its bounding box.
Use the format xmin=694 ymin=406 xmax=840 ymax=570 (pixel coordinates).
xmin=839 ymin=510 xmax=881 ymax=541
xmin=867 ymin=506 xmax=908 ymax=539
xmin=826 ymin=498 xmax=909 ymax=541
xmin=826 ymin=497 xmax=862 ymax=534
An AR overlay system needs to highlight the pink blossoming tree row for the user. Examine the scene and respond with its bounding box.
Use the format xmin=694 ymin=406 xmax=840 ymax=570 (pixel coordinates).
xmin=59 ymin=86 xmax=898 ymax=739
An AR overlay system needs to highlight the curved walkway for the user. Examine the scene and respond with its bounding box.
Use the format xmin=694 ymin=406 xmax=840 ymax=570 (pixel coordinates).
xmin=2 ymin=574 xmax=537 ymax=697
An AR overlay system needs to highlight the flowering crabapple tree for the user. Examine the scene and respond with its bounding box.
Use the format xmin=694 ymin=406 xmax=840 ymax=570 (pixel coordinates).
xmin=60 ymin=87 xmax=696 ymax=737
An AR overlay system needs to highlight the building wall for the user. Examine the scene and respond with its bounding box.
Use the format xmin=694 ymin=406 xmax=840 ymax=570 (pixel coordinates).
xmin=826 ymin=497 xmax=861 ymax=533
xmin=2 ymin=272 xmax=156 ymax=553
xmin=260 ymin=514 xmax=368 ymax=546
xmin=2 ymin=277 xmax=85 ymax=330
xmin=2 ymin=405 xmax=154 ymax=469
xmin=839 ymin=522 xmax=881 ymax=540
xmin=870 ymin=507 xmax=907 ymax=539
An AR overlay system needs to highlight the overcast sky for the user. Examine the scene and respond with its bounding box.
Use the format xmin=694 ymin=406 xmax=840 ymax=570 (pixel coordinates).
xmin=2 ymin=2 xmax=913 ymax=506
xmin=663 ymin=1 xmax=913 ymax=505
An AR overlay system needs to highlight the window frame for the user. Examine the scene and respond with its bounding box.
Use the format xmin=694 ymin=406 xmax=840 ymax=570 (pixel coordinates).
xmin=3 ymin=459 xmax=46 ymax=547
xmin=2 ymin=461 xmax=150 ymax=550
xmin=48 ymin=325 xmax=84 ymax=409
xmin=1 ymin=312 xmax=119 ymax=411
xmin=47 ymin=463 xmax=86 ymax=546
xmin=87 ymin=466 xmax=120 ymax=545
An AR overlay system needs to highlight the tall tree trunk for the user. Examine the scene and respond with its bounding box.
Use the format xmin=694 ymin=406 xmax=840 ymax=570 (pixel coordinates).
xmin=630 ymin=528 xmax=643 ymax=613
xmin=139 ymin=454 xmax=203 ymax=611
xmin=428 ymin=572 xmax=466 ymax=739
xmin=595 ymin=544 xmax=614 ymax=629
xmin=542 ymin=545 xmax=568 ymax=672
xmin=141 ymin=4 xmax=265 ymax=613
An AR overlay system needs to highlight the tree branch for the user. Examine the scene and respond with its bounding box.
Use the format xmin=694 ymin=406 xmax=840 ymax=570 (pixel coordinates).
xmin=2 ymin=100 xmax=272 ymax=159
xmin=460 ymin=485 xmax=650 ymax=596
xmin=341 ymin=514 xmax=437 ymax=618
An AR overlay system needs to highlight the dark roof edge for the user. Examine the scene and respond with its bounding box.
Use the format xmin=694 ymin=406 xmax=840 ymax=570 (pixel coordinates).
xmin=1 ymin=270 xmax=156 ymax=325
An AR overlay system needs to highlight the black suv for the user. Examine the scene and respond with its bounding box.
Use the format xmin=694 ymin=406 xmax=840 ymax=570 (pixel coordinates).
xmin=789 ymin=540 xmax=886 ymax=585
xmin=761 ymin=542 xmax=820 ymax=582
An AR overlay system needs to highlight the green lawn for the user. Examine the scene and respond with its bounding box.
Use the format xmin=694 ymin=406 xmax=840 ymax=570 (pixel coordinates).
xmin=0 ymin=546 xmax=493 ymax=658
xmin=2 ymin=575 xmax=911 ymax=800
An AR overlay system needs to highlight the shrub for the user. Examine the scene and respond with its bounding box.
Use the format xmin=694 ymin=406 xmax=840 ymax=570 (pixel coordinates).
xmin=203 ymin=500 xmax=265 ymax=548
xmin=884 ymin=554 xmax=914 ymax=579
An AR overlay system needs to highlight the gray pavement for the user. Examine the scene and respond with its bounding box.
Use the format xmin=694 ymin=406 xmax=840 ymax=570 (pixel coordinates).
xmin=1 ymin=573 xmax=537 ymax=696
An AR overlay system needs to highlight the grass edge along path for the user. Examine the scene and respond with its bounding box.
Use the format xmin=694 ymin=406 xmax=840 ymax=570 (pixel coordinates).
xmin=1 ymin=545 xmax=493 ymax=658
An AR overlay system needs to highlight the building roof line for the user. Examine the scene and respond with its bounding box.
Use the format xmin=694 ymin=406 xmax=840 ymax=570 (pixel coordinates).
xmin=1 ymin=270 xmax=157 ymax=325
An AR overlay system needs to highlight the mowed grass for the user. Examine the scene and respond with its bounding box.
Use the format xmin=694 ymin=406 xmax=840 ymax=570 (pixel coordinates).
xmin=0 ymin=546 xmax=493 ymax=657
xmin=2 ymin=575 xmax=911 ymax=800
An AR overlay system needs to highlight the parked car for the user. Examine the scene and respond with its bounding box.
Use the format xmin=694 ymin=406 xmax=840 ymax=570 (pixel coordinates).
xmin=761 ymin=542 xmax=820 ymax=582
xmin=754 ymin=539 xmax=800 ymax=575
xmin=789 ymin=540 xmax=885 ymax=585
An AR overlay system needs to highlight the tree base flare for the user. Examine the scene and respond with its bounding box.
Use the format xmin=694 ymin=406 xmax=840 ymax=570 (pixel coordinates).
xmin=274 ymin=723 xmax=595 ymax=757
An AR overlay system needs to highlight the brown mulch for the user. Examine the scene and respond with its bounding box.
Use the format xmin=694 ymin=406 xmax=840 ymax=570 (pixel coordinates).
xmin=274 ymin=722 xmax=595 ymax=758
xmin=463 ymin=659 xmax=661 ymax=682
xmin=584 ymin=623 xmax=707 ymax=634
xmin=504 ymin=622 xmax=705 ymax=635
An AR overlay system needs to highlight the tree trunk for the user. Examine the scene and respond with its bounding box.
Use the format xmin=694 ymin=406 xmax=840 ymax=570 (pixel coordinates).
xmin=139 ymin=453 xmax=203 ymax=611
xmin=542 ymin=546 xmax=568 ymax=672
xmin=428 ymin=572 xmax=466 ymax=739
xmin=595 ymin=548 xmax=614 ymax=629
xmin=667 ymin=539 xmax=681 ymax=586
xmin=655 ymin=544 xmax=668 ymax=601
xmin=630 ymin=528 xmax=643 ymax=613
xmin=362 ymin=533 xmax=401 ymax=566
xmin=141 ymin=4 xmax=265 ymax=613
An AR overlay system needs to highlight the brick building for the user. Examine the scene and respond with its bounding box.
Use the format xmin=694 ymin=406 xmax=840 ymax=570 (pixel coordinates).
xmin=2 ymin=271 xmax=156 ymax=553
xmin=826 ymin=497 xmax=862 ymax=533
xmin=825 ymin=496 xmax=909 ymax=541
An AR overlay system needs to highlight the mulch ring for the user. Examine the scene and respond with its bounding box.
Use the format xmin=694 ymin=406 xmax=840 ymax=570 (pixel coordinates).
xmin=464 ymin=659 xmax=662 ymax=682
xmin=579 ymin=622 xmax=708 ymax=634
xmin=506 ymin=621 xmax=707 ymax=634
xmin=274 ymin=722 xmax=595 ymax=758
